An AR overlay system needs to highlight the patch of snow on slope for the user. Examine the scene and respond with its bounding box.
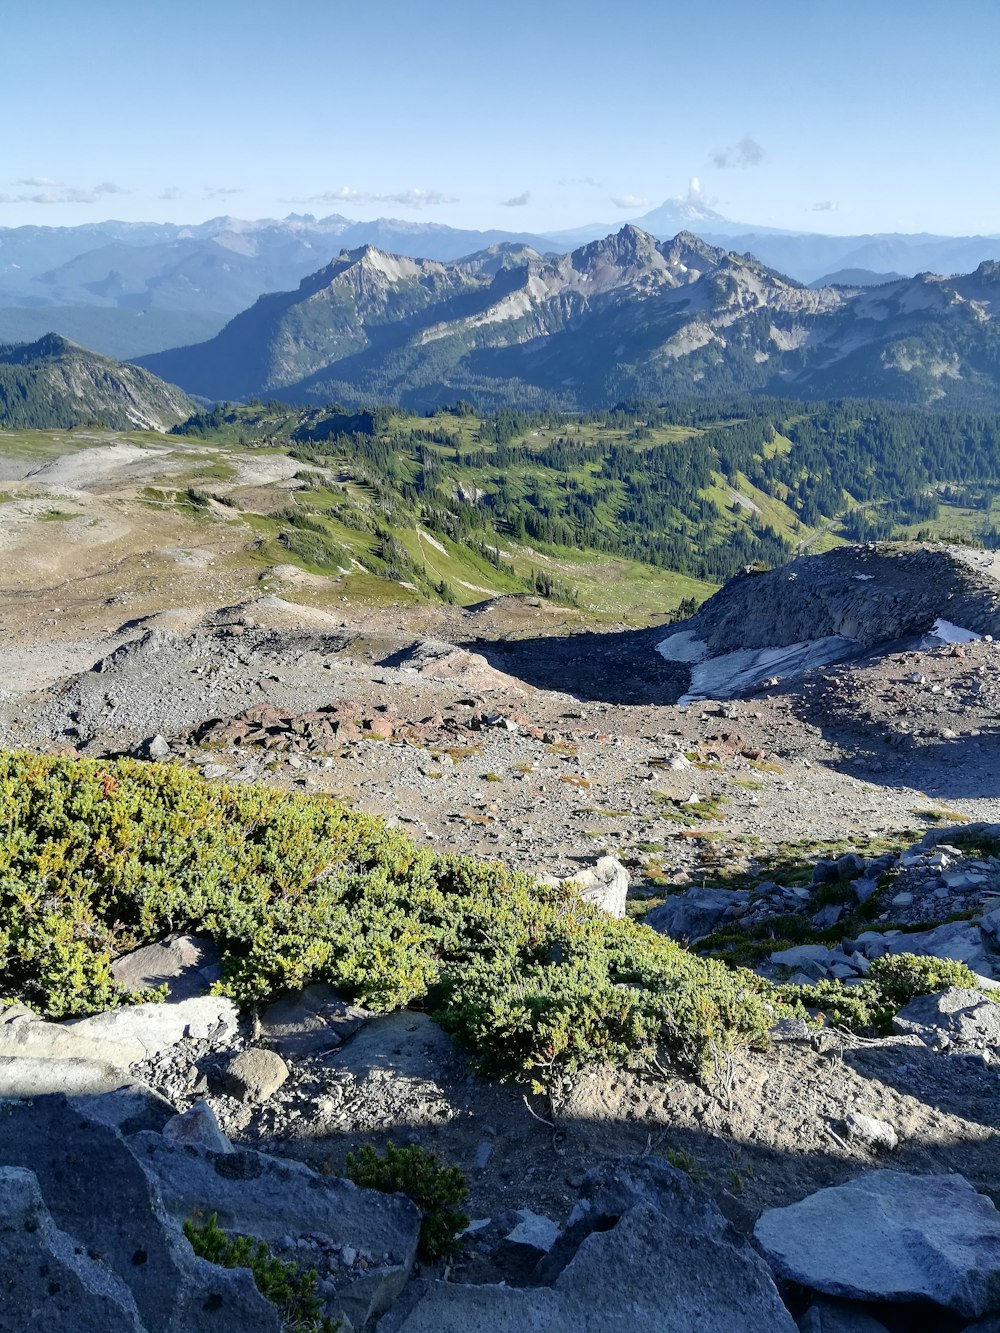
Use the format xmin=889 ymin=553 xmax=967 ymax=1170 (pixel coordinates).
xmin=921 ymin=618 xmax=983 ymax=648
xmin=658 ymin=632 xmax=859 ymax=703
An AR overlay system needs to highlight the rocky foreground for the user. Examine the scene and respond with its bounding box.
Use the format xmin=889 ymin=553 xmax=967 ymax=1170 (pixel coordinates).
xmin=2 ymin=541 xmax=1000 ymax=1329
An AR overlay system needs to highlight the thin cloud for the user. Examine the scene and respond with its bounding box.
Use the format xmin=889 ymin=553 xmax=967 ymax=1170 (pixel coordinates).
xmin=610 ymin=194 xmax=649 ymax=210
xmin=160 ymin=186 xmax=182 ymax=201
xmin=204 ymin=185 xmax=244 ymax=199
xmin=711 ymin=135 xmax=765 ymax=169
xmin=810 ymin=199 xmax=839 ymax=212
xmin=559 ymin=175 xmax=604 ymax=189
xmin=0 ymin=180 xmax=131 ymax=204
xmin=298 ymin=186 xmax=458 ymax=209
xmin=500 ymin=190 xmax=530 ymax=207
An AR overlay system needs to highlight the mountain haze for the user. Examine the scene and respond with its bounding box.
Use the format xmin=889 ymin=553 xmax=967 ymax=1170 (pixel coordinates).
xmin=138 ymin=228 xmax=1000 ymax=409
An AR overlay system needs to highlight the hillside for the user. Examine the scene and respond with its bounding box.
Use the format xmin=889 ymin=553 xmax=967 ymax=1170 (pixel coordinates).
xmin=0 ymin=334 xmax=195 ymax=430
xmin=138 ymin=229 xmax=1000 ymax=410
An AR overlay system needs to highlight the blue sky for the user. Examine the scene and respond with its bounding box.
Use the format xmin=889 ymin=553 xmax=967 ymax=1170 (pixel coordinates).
xmin=3 ymin=0 xmax=999 ymax=236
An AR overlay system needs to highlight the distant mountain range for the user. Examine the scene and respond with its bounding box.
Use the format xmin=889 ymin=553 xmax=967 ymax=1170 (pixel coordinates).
xmin=1 ymin=207 xmax=998 ymax=361
xmin=0 ymin=334 xmax=194 ymax=430
xmin=136 ymin=227 xmax=1000 ymax=411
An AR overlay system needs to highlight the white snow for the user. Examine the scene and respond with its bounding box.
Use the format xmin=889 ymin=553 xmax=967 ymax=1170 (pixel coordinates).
xmin=921 ymin=618 xmax=982 ymax=648
xmin=658 ymin=632 xmax=859 ymax=703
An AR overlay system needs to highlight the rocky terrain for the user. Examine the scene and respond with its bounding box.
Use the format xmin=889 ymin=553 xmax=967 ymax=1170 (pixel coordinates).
xmin=3 ymin=534 xmax=1000 ymax=1330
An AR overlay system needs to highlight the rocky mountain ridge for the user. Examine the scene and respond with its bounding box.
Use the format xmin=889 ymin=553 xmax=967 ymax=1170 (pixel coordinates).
xmin=134 ymin=228 xmax=1000 ymax=408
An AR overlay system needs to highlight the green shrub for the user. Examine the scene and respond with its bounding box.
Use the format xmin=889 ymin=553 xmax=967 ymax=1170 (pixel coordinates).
xmin=184 ymin=1212 xmax=340 ymax=1332
xmin=345 ymin=1144 xmax=468 ymax=1259
xmin=782 ymin=951 xmax=988 ymax=1036
xmin=0 ymin=750 xmax=786 ymax=1079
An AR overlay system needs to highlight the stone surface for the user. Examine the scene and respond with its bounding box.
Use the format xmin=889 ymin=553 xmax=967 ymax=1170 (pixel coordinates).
xmin=0 ymin=1165 xmax=144 ymax=1332
xmin=70 ymin=1084 xmax=175 ymax=1135
xmin=645 ymin=887 xmax=746 ymax=944
xmin=503 ymin=1208 xmax=560 ymax=1255
xmin=381 ymin=1157 xmax=795 ymax=1332
xmin=132 ymin=1132 xmax=421 ymax=1329
xmin=223 ymin=1046 xmax=289 ymax=1102
xmin=163 ymin=1099 xmax=234 ymax=1152
xmin=755 ymin=1170 xmax=1000 ymax=1317
xmin=0 ymin=1054 xmax=132 ymax=1097
xmin=892 ymin=987 xmax=1000 ymax=1050
xmin=844 ymin=1112 xmax=898 ymax=1152
xmin=111 ymin=933 xmax=223 ymax=1002
xmin=259 ymin=982 xmax=368 ymax=1060
xmin=0 ymin=1097 xmax=279 ymax=1332
xmin=797 ymin=1299 xmax=891 ymax=1333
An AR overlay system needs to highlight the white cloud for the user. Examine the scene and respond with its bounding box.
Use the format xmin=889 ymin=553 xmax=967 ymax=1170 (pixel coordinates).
xmin=810 ymin=199 xmax=839 ymax=212
xmin=0 ymin=179 xmax=131 ymax=205
xmin=711 ymin=135 xmax=765 ymax=169
xmin=298 ymin=186 xmax=458 ymax=210
xmin=610 ymin=194 xmax=649 ymax=210
xmin=500 ymin=190 xmax=530 ymax=207
xmin=160 ymin=186 xmax=182 ymax=201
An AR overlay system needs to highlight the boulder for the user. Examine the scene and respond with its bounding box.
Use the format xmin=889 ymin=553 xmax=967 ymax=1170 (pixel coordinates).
xmin=754 ymin=1170 xmax=1000 ymax=1318
xmin=163 ymin=1099 xmax=234 ymax=1153
xmin=560 ymin=856 xmax=630 ymax=918
xmin=259 ymin=983 xmax=368 ymax=1060
xmin=223 ymin=1047 xmax=289 ymax=1103
xmin=883 ymin=921 xmax=998 ymax=976
xmin=645 ymin=888 xmax=746 ymax=944
xmin=111 ymin=933 xmax=223 ymax=1002
xmin=891 ymin=987 xmax=1000 ymax=1050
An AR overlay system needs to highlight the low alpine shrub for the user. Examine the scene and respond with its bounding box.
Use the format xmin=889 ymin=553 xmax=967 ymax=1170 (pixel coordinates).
xmin=345 ymin=1144 xmax=468 ymax=1259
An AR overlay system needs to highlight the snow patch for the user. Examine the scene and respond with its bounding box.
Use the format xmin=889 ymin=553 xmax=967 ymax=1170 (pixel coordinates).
xmin=658 ymin=633 xmax=859 ymax=703
xmin=921 ymin=618 xmax=982 ymax=648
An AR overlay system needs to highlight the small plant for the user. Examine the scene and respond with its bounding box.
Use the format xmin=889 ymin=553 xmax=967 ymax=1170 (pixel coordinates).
xmin=662 ymin=1146 xmax=706 ymax=1180
xmin=345 ymin=1144 xmax=469 ymax=1260
xmin=184 ymin=1213 xmax=340 ymax=1332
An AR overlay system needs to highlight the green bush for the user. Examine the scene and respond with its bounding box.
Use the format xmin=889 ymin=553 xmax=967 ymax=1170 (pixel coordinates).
xmin=0 ymin=750 xmax=785 ymax=1079
xmin=781 ymin=951 xmax=987 ymax=1035
xmin=345 ymin=1144 xmax=468 ymax=1259
xmin=184 ymin=1212 xmax=339 ymax=1332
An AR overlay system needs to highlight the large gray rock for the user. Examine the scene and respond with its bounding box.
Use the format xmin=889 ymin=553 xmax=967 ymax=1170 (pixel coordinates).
xmin=259 ymin=982 xmax=368 ymax=1060
xmin=131 ymin=1131 xmax=420 ymax=1329
xmin=892 ymin=987 xmax=1000 ymax=1050
xmin=0 ymin=1165 xmax=144 ymax=1332
xmin=111 ymin=933 xmax=223 ymax=1002
xmin=0 ymin=1097 xmax=278 ymax=1332
xmin=380 ymin=1157 xmax=795 ymax=1332
xmin=755 ymin=1170 xmax=1000 ymax=1317
xmin=644 ymin=888 xmax=746 ymax=943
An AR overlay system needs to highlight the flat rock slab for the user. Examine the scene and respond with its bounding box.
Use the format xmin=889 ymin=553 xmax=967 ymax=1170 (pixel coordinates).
xmin=111 ymin=933 xmax=223 ymax=1002
xmin=892 ymin=987 xmax=1000 ymax=1050
xmin=66 ymin=994 xmax=240 ymax=1064
xmin=754 ymin=1170 xmax=1000 ymax=1318
xmin=0 ymin=1054 xmax=133 ymax=1097
xmin=259 ymin=982 xmax=368 ymax=1060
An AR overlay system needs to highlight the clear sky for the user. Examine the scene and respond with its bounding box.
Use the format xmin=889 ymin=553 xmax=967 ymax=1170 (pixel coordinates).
xmin=3 ymin=0 xmax=999 ymax=236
